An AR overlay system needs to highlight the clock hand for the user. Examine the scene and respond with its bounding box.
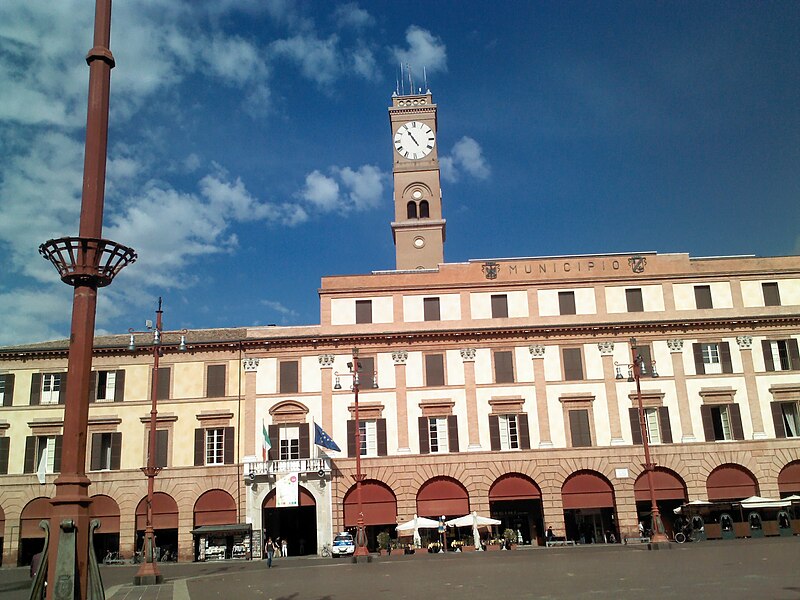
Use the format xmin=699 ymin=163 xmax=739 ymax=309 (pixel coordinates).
xmin=408 ymin=132 xmax=420 ymax=146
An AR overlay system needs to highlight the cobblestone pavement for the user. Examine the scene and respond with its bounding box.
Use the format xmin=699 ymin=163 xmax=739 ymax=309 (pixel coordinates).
xmin=1 ymin=538 xmax=798 ymax=600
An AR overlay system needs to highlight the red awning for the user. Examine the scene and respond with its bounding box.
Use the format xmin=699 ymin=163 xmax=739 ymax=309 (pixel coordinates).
xmin=562 ymin=472 xmax=615 ymax=509
xmin=263 ymin=486 xmax=316 ymax=508
xmin=90 ymin=494 xmax=120 ymax=533
xmin=706 ymin=465 xmax=759 ymax=501
xmin=343 ymin=481 xmax=397 ymax=527
xmin=20 ymin=497 xmax=52 ymax=538
xmin=194 ymin=489 xmax=237 ymax=527
xmin=778 ymin=462 xmax=800 ymax=495
xmin=489 ymin=474 xmax=541 ymax=501
xmin=417 ymin=477 xmax=469 ymax=517
xmin=634 ymin=469 xmax=688 ymax=502
xmin=136 ymin=492 xmax=179 ymax=530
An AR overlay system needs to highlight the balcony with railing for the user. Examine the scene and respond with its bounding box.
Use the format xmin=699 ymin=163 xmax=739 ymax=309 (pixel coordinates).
xmin=244 ymin=456 xmax=331 ymax=478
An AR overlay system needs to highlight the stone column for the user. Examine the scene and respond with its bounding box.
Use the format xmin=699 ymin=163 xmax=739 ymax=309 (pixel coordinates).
xmin=667 ymin=339 xmax=695 ymax=442
xmin=737 ymin=335 xmax=766 ymax=439
xmin=461 ymin=348 xmax=481 ymax=450
xmin=392 ymin=350 xmax=411 ymax=453
xmin=318 ymin=354 xmax=335 ymax=434
xmin=598 ymin=341 xmax=624 ymax=444
xmin=529 ymin=344 xmax=552 ymax=447
xmin=243 ymin=357 xmax=260 ymax=455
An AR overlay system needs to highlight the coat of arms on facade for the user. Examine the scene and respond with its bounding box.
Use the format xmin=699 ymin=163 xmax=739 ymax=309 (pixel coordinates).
xmin=482 ymin=261 xmax=500 ymax=280
xmin=628 ymin=255 xmax=647 ymax=274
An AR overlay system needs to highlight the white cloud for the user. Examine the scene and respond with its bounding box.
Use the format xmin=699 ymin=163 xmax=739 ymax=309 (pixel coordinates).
xmin=440 ymin=137 xmax=490 ymax=183
xmin=333 ymin=3 xmax=375 ymax=29
xmin=392 ymin=26 xmax=447 ymax=77
xmin=336 ymin=165 xmax=385 ymax=210
xmin=0 ymin=287 xmax=74 ymax=346
xmin=299 ymin=170 xmax=341 ymax=211
xmin=260 ymin=299 xmax=300 ymax=321
xmin=271 ymin=34 xmax=341 ymax=86
xmin=298 ymin=165 xmax=386 ymax=212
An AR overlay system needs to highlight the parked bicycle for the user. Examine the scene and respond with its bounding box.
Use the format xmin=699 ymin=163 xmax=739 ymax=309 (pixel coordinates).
xmin=673 ymin=525 xmax=695 ymax=544
xmin=320 ymin=543 xmax=331 ymax=558
xmin=103 ymin=551 xmax=124 ymax=565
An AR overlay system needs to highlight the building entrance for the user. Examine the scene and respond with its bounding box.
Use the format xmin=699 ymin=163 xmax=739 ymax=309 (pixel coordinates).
xmin=489 ymin=473 xmax=544 ymax=545
xmin=262 ymin=486 xmax=317 ymax=556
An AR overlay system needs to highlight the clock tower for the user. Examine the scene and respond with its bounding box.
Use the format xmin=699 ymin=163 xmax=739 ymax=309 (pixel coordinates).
xmin=389 ymin=92 xmax=445 ymax=270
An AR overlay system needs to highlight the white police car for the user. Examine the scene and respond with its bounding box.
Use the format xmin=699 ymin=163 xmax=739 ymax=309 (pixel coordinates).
xmin=332 ymin=532 xmax=355 ymax=557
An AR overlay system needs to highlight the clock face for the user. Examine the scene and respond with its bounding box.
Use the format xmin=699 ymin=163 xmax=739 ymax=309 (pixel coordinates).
xmin=394 ymin=121 xmax=435 ymax=160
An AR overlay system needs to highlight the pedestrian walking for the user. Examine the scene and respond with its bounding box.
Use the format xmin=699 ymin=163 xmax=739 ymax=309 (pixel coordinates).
xmin=281 ymin=538 xmax=288 ymax=557
xmin=265 ymin=537 xmax=276 ymax=568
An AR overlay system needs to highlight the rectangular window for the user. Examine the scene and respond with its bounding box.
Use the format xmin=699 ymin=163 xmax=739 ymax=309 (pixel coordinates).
xmin=625 ymin=288 xmax=644 ymax=313
xmin=762 ymin=282 xmax=781 ymax=307
xmin=569 ymin=410 xmax=592 ymax=447
xmin=562 ymin=347 xmax=584 ymax=381
xmin=155 ymin=429 xmax=169 ymax=468
xmin=701 ymin=343 xmax=722 ymax=374
xmin=0 ymin=437 xmax=9 ymax=475
xmin=355 ymin=300 xmax=373 ymax=324
xmin=355 ymin=356 xmax=376 ymax=389
xmin=644 ymin=407 xmax=661 ymax=444
xmin=428 ymin=417 xmax=449 ymax=453
xmin=423 ymin=297 xmax=441 ymax=321
xmin=425 ymin=354 xmax=445 ymax=387
xmin=763 ymin=339 xmax=800 ymax=372
xmin=710 ymin=405 xmax=733 ymax=441
xmin=491 ymin=294 xmax=508 ymax=319
xmin=207 ymin=364 xmax=226 ymax=398
xmin=279 ymin=360 xmax=299 ymax=394
xmin=694 ymin=285 xmax=713 ymax=309
xmin=206 ymin=428 xmax=225 ymax=465
xmin=498 ymin=415 xmax=519 ymax=450
xmin=41 ymin=373 xmax=61 ymax=405
xmin=358 ymin=420 xmax=378 ymax=457
xmin=0 ymin=375 xmax=7 ymax=406
xmin=558 ymin=291 xmax=576 ymax=315
xmin=37 ymin=436 xmax=57 ymax=473
xmin=279 ymin=425 xmax=300 ymax=460
xmin=493 ymin=350 xmax=515 ymax=383
xmin=95 ymin=371 xmax=116 ymax=401
xmin=779 ymin=403 xmax=800 ymax=438
xmin=630 ymin=406 xmax=673 ymax=444
xmin=156 ymin=367 xmax=170 ymax=401
xmin=90 ymin=432 xmax=121 ymax=471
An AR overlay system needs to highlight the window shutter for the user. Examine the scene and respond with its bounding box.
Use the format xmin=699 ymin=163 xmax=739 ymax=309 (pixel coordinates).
xmin=376 ymin=418 xmax=388 ymax=456
xmin=425 ymin=354 xmax=445 ymax=387
xmin=658 ymin=407 xmax=673 ymax=444
xmin=423 ymin=297 xmax=440 ymax=321
xmin=771 ymin=402 xmax=787 ymax=438
xmin=53 ymin=435 xmax=62 ymax=472
xmin=90 ymin=433 xmax=102 ymax=471
xmin=720 ymin=342 xmax=733 ymax=374
xmin=491 ymin=295 xmax=508 ymax=319
xmin=489 ymin=415 xmax=501 ymax=451
xmin=223 ymin=426 xmax=235 ymax=464
xmin=728 ymin=403 xmax=745 ymax=440
xmin=569 ymin=410 xmax=591 ymax=447
xmin=89 ymin=372 xmax=97 ymax=403
xmin=418 ymin=417 xmax=430 ymax=454
xmin=30 ymin=373 xmax=41 ymax=406
xmin=494 ymin=351 xmax=514 ymax=383
xmin=789 ymin=339 xmax=800 ymax=371
xmin=156 ymin=367 xmax=171 ymax=400
xmin=762 ymin=340 xmax=774 ymax=372
xmin=347 ymin=420 xmax=356 ymax=457
xmin=558 ymin=291 xmax=576 ymax=315
xmin=268 ymin=425 xmax=279 ymax=461
xmin=700 ymin=405 xmax=715 ymax=441
xmin=207 ymin=364 xmax=226 ymax=398
xmin=692 ymin=344 xmax=705 ymax=375
xmin=111 ymin=432 xmax=122 ymax=470
xmin=762 ymin=282 xmax=781 ymax=307
xmin=694 ymin=286 xmax=713 ymax=309
xmin=0 ymin=437 xmax=9 ymax=475
xmin=355 ymin=300 xmax=372 ymax=324
xmin=518 ymin=413 xmax=531 ymax=450
xmin=358 ymin=357 xmax=376 ymax=389
xmin=629 ymin=408 xmax=643 ymax=445
xmin=155 ymin=430 xmax=169 ymax=468
xmin=625 ymin=288 xmax=643 ymax=312
xmin=447 ymin=415 xmax=459 ymax=453
xmin=24 ymin=436 xmax=36 ymax=473
xmin=298 ymin=423 xmax=310 ymax=459
xmin=2 ymin=374 xmax=14 ymax=407
xmin=194 ymin=429 xmax=205 ymax=466
xmin=58 ymin=373 xmax=67 ymax=404
xmin=562 ymin=348 xmax=584 ymax=381
xmin=114 ymin=370 xmax=125 ymax=402
xmin=279 ymin=361 xmax=299 ymax=394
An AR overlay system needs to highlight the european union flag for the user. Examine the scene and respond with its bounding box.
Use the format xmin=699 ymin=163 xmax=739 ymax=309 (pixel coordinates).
xmin=314 ymin=422 xmax=341 ymax=452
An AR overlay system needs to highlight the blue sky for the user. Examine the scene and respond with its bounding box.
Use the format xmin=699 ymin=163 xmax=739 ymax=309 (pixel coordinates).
xmin=1 ymin=1 xmax=798 ymax=345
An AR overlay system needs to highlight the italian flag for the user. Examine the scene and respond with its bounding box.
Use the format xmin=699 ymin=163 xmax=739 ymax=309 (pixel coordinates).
xmin=262 ymin=420 xmax=271 ymax=461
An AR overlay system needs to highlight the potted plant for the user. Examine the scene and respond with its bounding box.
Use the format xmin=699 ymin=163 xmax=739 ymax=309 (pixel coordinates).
xmin=377 ymin=532 xmax=391 ymax=556
xmin=503 ymin=529 xmax=517 ymax=550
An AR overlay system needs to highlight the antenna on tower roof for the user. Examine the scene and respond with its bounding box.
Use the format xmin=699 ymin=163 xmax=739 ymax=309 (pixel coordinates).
xmin=395 ymin=66 xmax=400 ymax=96
xmin=423 ymin=66 xmax=428 ymax=93
xmin=400 ymin=62 xmax=405 ymax=96
xmin=407 ymin=63 xmax=413 ymax=96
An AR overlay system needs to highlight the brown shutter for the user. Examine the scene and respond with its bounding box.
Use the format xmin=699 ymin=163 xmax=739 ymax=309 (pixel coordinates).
xmin=569 ymin=410 xmax=591 ymax=447
xmin=355 ymin=300 xmax=372 ymax=324
xmin=418 ymin=417 xmax=430 ymax=454
xmin=626 ymin=288 xmax=643 ymax=312
xmin=558 ymin=291 xmax=576 ymax=315
xmin=157 ymin=367 xmax=171 ymax=400
xmin=729 ymin=403 xmax=744 ymax=440
xmin=563 ymin=348 xmax=584 ymax=381
xmin=2 ymin=374 xmax=14 ymax=407
xmin=637 ymin=345 xmax=653 ymax=376
xmin=155 ymin=429 xmax=169 ymax=468
xmin=268 ymin=425 xmax=279 ymax=460
xmin=658 ymin=406 xmax=673 ymax=444
xmin=279 ymin=361 xmax=299 ymax=393
xmin=58 ymin=373 xmax=67 ymax=404
xmin=24 ymin=436 xmax=36 ymax=473
xmin=762 ymin=282 xmax=781 ymax=307
xmin=720 ymin=342 xmax=733 ymax=374
xmin=762 ymin=340 xmax=775 ymax=372
xmin=629 ymin=408 xmax=643 ymax=445
xmin=194 ymin=429 xmax=205 ymax=466
xmin=298 ymin=423 xmax=310 ymax=459
xmin=0 ymin=437 xmax=9 ymax=475
xmin=489 ymin=415 xmax=501 ymax=451
xmin=494 ymin=351 xmax=514 ymax=383
xmin=423 ymin=297 xmax=440 ymax=321
xmin=491 ymin=295 xmax=508 ymax=318
xmin=358 ymin=357 xmax=376 ymax=389
xmin=376 ymin=418 xmax=387 ymax=456
xmin=447 ymin=415 xmax=459 ymax=453
xmin=53 ymin=436 xmax=62 ymax=472
xmin=110 ymin=432 xmax=122 ymax=470
xmin=114 ymin=370 xmax=125 ymax=402
xmin=693 ymin=344 xmax=705 ymax=375
xmin=694 ymin=286 xmax=713 ymax=309
xmin=89 ymin=372 xmax=98 ymax=403
xmin=789 ymin=339 xmax=800 ymax=371
xmin=90 ymin=433 xmax=102 ymax=471
xmin=224 ymin=426 xmax=235 ymax=464
xmin=207 ymin=364 xmax=226 ymax=398
xmin=425 ymin=354 xmax=445 ymax=387
xmin=700 ymin=405 xmax=716 ymax=441
xmin=30 ymin=373 xmax=41 ymax=406
xmin=347 ymin=420 xmax=356 ymax=457
xmin=518 ymin=413 xmax=530 ymax=450
xmin=771 ymin=402 xmax=787 ymax=438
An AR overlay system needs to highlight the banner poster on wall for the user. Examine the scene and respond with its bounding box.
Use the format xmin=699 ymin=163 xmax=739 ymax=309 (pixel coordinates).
xmin=276 ymin=471 xmax=299 ymax=508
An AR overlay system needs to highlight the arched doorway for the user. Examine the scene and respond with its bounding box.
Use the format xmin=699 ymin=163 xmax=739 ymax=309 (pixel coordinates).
xmin=561 ymin=471 xmax=618 ymax=544
xmin=778 ymin=461 xmax=800 ymax=497
xmin=706 ymin=464 xmax=759 ymax=501
xmin=90 ymin=494 xmax=120 ymax=561
xmin=135 ymin=492 xmax=179 ymax=560
xmin=416 ymin=477 xmax=469 ymax=549
xmin=19 ymin=497 xmax=51 ymax=566
xmin=193 ymin=489 xmax=249 ymax=561
xmin=263 ymin=486 xmax=316 ymax=556
xmin=489 ymin=473 xmax=543 ymax=545
xmin=634 ymin=468 xmax=688 ymax=538
xmin=343 ymin=480 xmax=397 ymax=552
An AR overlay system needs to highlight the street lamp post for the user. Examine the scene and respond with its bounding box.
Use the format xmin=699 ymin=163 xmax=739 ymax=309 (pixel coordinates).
xmin=128 ymin=298 xmax=187 ymax=585
xmin=624 ymin=337 xmax=670 ymax=545
xmin=334 ymin=349 xmax=377 ymax=560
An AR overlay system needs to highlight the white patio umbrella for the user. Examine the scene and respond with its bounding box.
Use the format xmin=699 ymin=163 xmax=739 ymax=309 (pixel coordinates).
xmin=446 ymin=511 xmax=501 ymax=550
xmin=396 ymin=514 xmax=440 ymax=547
xmin=739 ymin=495 xmax=792 ymax=509
xmin=673 ymin=499 xmax=712 ymax=514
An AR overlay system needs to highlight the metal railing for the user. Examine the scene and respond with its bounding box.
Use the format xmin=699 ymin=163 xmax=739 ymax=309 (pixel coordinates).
xmin=245 ymin=457 xmax=331 ymax=477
